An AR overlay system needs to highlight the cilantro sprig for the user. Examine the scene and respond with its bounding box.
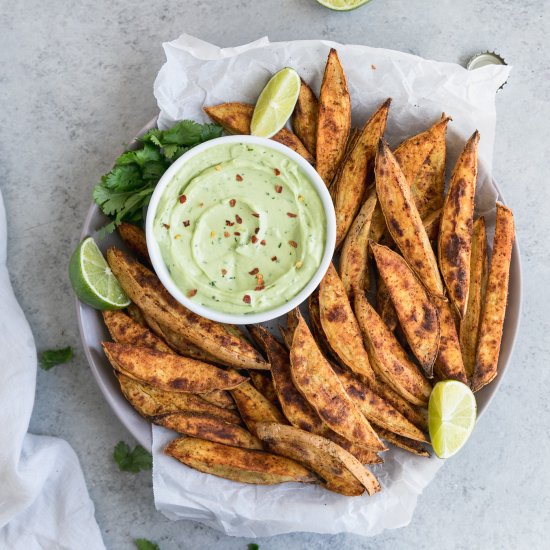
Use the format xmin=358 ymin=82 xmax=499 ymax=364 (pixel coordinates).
xmin=113 ymin=441 xmax=152 ymax=472
xmin=93 ymin=120 xmax=222 ymax=235
xmin=39 ymin=347 xmax=73 ymax=371
xmin=134 ymin=539 xmax=160 ymax=550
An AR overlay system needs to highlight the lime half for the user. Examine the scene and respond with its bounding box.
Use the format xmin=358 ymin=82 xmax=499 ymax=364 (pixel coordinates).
xmin=69 ymin=237 xmax=130 ymax=310
xmin=316 ymin=0 xmax=372 ymax=11
xmin=429 ymin=380 xmax=477 ymax=459
xmin=251 ymin=67 xmax=301 ymax=139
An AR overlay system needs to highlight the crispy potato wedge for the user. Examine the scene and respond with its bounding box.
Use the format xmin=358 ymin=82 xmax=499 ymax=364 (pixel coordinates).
xmin=106 ymin=248 xmax=269 ymax=370
xmin=102 ymin=343 xmax=247 ymax=393
xmin=339 ymin=189 xmax=378 ymax=299
xmin=165 ymin=438 xmax=317 ymax=485
xmin=126 ymin=303 xmax=147 ymax=327
xmin=203 ymin=102 xmax=314 ymax=163
xmin=247 ymin=370 xmax=279 ymax=407
xmin=438 ymin=131 xmax=480 ymax=318
xmin=472 ymin=203 xmax=515 ymax=392
xmin=432 ymin=296 xmax=468 ymax=384
xmin=376 ymin=278 xmax=398 ymax=332
xmin=116 ymin=373 xmax=241 ymax=423
xmin=423 ymin=208 xmax=442 ymax=250
xmin=117 ymin=222 xmax=151 ymax=265
xmin=291 ymin=79 xmax=318 ymax=156
xmin=198 ymin=390 xmax=237 ymax=410
xmin=354 ymin=291 xmax=432 ymax=406
xmin=307 ymin=290 xmax=341 ymax=362
xmin=290 ymin=312 xmax=385 ymax=451
xmin=316 ymin=49 xmax=351 ymax=186
xmin=319 ymin=263 xmax=376 ymax=385
xmin=376 ymin=140 xmax=445 ymax=297
xmin=460 ymin=217 xmax=488 ymax=380
xmin=393 ymin=127 xmax=436 ymax=187
xmin=375 ymin=427 xmax=430 ymax=457
xmin=371 ymin=243 xmax=440 ymax=376
xmin=333 ymin=99 xmax=391 ymax=247
xmin=154 ymin=411 xmax=261 ymax=450
xmin=256 ymin=423 xmax=380 ymax=496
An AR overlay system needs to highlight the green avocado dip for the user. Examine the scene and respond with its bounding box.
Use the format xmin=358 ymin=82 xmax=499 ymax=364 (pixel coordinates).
xmin=153 ymin=142 xmax=326 ymax=314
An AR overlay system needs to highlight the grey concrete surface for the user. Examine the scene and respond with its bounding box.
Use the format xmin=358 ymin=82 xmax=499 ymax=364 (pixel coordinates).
xmin=1 ymin=0 xmax=549 ymax=548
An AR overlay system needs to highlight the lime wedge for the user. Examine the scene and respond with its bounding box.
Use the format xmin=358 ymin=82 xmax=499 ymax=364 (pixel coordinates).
xmin=251 ymin=67 xmax=301 ymax=139
xmin=429 ymin=380 xmax=477 ymax=459
xmin=316 ymin=0 xmax=372 ymax=11
xmin=69 ymin=237 xmax=130 ymax=310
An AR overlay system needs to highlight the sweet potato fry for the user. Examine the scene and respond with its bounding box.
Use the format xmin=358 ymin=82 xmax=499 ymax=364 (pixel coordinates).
xmin=376 ymin=278 xmax=398 ymax=332
xmin=376 ymin=140 xmax=444 ymax=297
xmin=203 ymin=102 xmax=313 ymax=163
xmin=460 ymin=217 xmax=488 ymax=379
xmin=438 ymin=131 xmax=480 ymax=318
xmin=165 ymin=438 xmax=317 ymax=484
xmin=126 ymin=303 xmax=147 ymax=326
xmin=198 ymin=390 xmax=237 ymax=410
xmin=117 ymin=222 xmax=150 ymax=265
xmin=247 ymin=370 xmax=279 ymax=407
xmin=256 ymin=423 xmax=380 ymax=496
xmin=393 ymin=126 xmax=436 ymax=187
xmin=423 ymin=208 xmax=442 ymax=250
xmin=371 ymin=243 xmax=440 ymax=376
xmin=307 ymin=290 xmax=341 ymax=362
xmin=102 ymin=343 xmax=247 ymax=393
xmin=354 ymin=291 xmax=432 ymax=406
xmin=291 ymin=78 xmax=318 ymax=156
xmin=316 ymin=49 xmax=351 ymax=185
xmin=375 ymin=427 xmax=430 ymax=457
xmin=472 ymin=203 xmax=515 ymax=391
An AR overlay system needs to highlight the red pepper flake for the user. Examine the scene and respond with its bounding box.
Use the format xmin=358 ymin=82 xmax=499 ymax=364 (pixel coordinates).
xmin=229 ymin=199 xmax=236 ymax=207
xmin=183 ymin=220 xmax=190 ymax=227
xmin=274 ymin=168 xmax=281 ymax=176
xmin=234 ymin=231 xmax=241 ymax=236
xmin=179 ymin=195 xmax=187 ymax=204
xmin=260 ymin=239 xmax=266 ymax=246
xmin=287 ymin=212 xmax=297 ymax=218
xmin=243 ymin=294 xmax=251 ymax=304
xmin=288 ymin=240 xmax=298 ymax=248
xmin=162 ymin=223 xmax=171 ymax=229
xmin=224 ymin=231 xmax=230 ymax=238
xmin=251 ymin=235 xmax=258 ymax=244
xmin=221 ymin=268 xmax=227 ymax=276
xmin=249 ymin=267 xmax=259 ymax=276
xmin=275 ymin=184 xmax=283 ymax=193
xmin=225 ymin=220 xmax=234 ymax=226
xmin=236 ymin=174 xmax=243 ymax=182
xmin=254 ymin=227 xmax=259 ymax=234
xmin=252 ymin=212 xmax=260 ymax=218
xmin=271 ymin=256 xmax=277 ymax=261
xmin=187 ymin=289 xmax=197 ymax=298
xmin=235 ymin=214 xmax=243 ymax=224
xmin=256 ymin=274 xmax=264 ymax=286
xmin=254 ymin=285 xmax=265 ymax=291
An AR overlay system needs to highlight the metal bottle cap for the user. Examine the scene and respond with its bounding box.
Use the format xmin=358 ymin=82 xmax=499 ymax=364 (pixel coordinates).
xmin=466 ymin=51 xmax=507 ymax=70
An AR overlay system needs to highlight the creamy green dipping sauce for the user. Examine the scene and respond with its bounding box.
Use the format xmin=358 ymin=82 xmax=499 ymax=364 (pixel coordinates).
xmin=154 ymin=142 xmax=326 ymax=314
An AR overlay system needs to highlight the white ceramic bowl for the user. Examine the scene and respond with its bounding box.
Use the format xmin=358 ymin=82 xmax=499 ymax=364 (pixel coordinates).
xmin=145 ymin=135 xmax=336 ymax=324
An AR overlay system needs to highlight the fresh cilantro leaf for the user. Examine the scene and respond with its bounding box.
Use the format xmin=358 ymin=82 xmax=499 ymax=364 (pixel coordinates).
xmin=39 ymin=347 xmax=73 ymax=371
xmin=247 ymin=544 xmax=260 ymax=550
xmin=113 ymin=441 xmax=152 ymax=472
xmin=134 ymin=539 xmax=160 ymax=550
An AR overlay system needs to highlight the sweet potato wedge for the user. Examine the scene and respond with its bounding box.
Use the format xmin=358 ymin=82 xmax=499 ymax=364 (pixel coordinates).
xmin=375 ymin=427 xmax=430 ymax=457
xmin=376 ymin=278 xmax=398 ymax=332
xmin=126 ymin=303 xmax=147 ymax=327
xmin=165 ymin=438 xmax=317 ymax=485
xmin=307 ymin=290 xmax=341 ymax=362
xmin=423 ymin=208 xmax=442 ymax=250
xmin=333 ymin=99 xmax=391 ymax=247
xmin=117 ymin=222 xmax=150 ymax=265
xmin=319 ymin=263 xmax=376 ymax=385
xmin=438 ymin=131 xmax=480 ymax=318
xmin=376 ymin=140 xmax=445 ymax=297
xmin=102 ymin=343 xmax=247 ymax=393
xmin=106 ymin=248 xmax=269 ymax=370
xmin=316 ymin=49 xmax=351 ymax=186
xmin=460 ymin=217 xmax=489 ymax=380
xmin=203 ymin=102 xmax=313 ymax=163
xmin=472 ymin=203 xmax=515 ymax=391
xmin=198 ymin=390 xmax=237 ymax=410
xmin=393 ymin=126 xmax=436 ymax=187
xmin=371 ymin=243 xmax=440 ymax=376
xmin=291 ymin=78 xmax=318 ymax=156
xmin=354 ymin=291 xmax=432 ymax=406
xmin=256 ymin=423 xmax=380 ymax=496
xmin=247 ymin=370 xmax=280 ymax=407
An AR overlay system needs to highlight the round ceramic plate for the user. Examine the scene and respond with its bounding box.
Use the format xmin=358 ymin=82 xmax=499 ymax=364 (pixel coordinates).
xmin=76 ymin=117 xmax=523 ymax=450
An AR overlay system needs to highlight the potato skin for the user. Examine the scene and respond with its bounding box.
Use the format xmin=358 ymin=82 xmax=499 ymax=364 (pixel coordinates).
xmin=472 ymin=203 xmax=515 ymax=392
xmin=291 ymin=79 xmax=318 ymax=157
xmin=117 ymin=222 xmax=151 ymax=265
xmin=374 ymin=427 xmax=430 ymax=458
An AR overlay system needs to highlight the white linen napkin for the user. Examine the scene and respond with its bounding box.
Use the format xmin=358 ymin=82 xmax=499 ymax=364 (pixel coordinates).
xmin=0 ymin=190 xmax=105 ymax=550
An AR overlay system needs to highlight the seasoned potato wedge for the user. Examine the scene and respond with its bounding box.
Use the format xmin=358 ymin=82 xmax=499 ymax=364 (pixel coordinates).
xmin=460 ymin=217 xmax=488 ymax=379
xmin=126 ymin=303 xmax=147 ymax=327
xmin=307 ymin=290 xmax=341 ymax=362
xmin=473 ymin=203 xmax=515 ymax=392
xmin=290 ymin=312 xmax=385 ymax=451
xmin=106 ymin=248 xmax=269 ymax=370
xmin=319 ymin=263 xmax=376 ymax=385
xmin=198 ymin=390 xmax=237 ymax=410
xmin=102 ymin=343 xmax=247 ymax=393
xmin=116 ymin=373 xmax=241 ymax=423
xmin=371 ymin=243 xmax=440 ymax=376
xmin=256 ymin=423 xmax=380 ymax=496
xmin=423 ymin=208 xmax=442 ymax=250
xmin=393 ymin=126 xmax=436 ymax=186
xmin=375 ymin=427 xmax=430 ymax=458
xmin=247 ymin=370 xmax=279 ymax=407
xmin=165 ymin=438 xmax=317 ymax=484
xmin=117 ymin=222 xmax=150 ymax=265
xmin=376 ymin=278 xmax=398 ymax=332
xmin=376 ymin=140 xmax=444 ymax=297
xmin=291 ymin=79 xmax=318 ymax=156
xmin=354 ymin=291 xmax=432 ymax=406
xmin=154 ymin=411 xmax=261 ymax=450
xmin=203 ymin=102 xmax=313 ymax=163
xmin=438 ymin=131 xmax=480 ymax=318
xmin=316 ymin=49 xmax=351 ymax=185
xmin=333 ymin=99 xmax=391 ymax=246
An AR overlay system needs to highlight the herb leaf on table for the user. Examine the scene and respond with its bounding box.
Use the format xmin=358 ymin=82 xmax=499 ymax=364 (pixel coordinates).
xmin=113 ymin=441 xmax=152 ymax=472
xmin=39 ymin=346 xmax=73 ymax=370
xmin=134 ymin=539 xmax=160 ymax=550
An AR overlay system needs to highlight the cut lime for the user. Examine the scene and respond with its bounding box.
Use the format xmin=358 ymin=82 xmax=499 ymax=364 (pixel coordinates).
xmin=429 ymin=380 xmax=477 ymax=459
xmin=316 ymin=0 xmax=372 ymax=11
xmin=69 ymin=237 xmax=130 ymax=310
xmin=251 ymin=67 xmax=301 ymax=139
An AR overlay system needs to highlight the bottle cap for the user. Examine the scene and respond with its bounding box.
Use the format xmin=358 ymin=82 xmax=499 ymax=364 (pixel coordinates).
xmin=466 ymin=51 xmax=507 ymax=70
